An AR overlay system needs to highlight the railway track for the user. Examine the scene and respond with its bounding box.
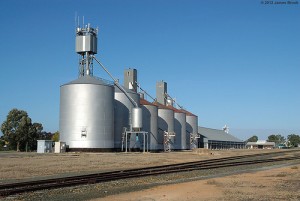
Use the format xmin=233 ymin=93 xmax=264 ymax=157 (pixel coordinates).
xmin=1 ymin=150 xmax=300 ymax=197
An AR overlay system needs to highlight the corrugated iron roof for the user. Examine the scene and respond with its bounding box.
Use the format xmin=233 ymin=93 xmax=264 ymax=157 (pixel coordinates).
xmin=152 ymin=102 xmax=172 ymax=110
xmin=151 ymin=102 xmax=185 ymax=112
xmin=166 ymin=105 xmax=184 ymax=113
xmin=140 ymin=98 xmax=157 ymax=106
xmin=198 ymin=126 xmax=244 ymax=142
xmin=180 ymin=109 xmax=197 ymax=117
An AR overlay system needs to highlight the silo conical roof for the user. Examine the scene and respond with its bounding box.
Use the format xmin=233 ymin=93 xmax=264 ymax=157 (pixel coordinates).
xmin=62 ymin=76 xmax=112 ymax=86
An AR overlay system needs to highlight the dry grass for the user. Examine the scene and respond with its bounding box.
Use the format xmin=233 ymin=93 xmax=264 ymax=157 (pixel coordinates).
xmin=1 ymin=149 xmax=282 ymax=181
xmin=275 ymin=172 xmax=287 ymax=177
xmin=0 ymin=151 xmax=209 ymax=181
xmin=206 ymin=179 xmax=221 ymax=186
xmin=0 ymin=149 xmax=295 ymax=184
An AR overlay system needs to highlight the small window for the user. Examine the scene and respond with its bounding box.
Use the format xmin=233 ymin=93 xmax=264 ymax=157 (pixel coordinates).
xmin=81 ymin=127 xmax=87 ymax=138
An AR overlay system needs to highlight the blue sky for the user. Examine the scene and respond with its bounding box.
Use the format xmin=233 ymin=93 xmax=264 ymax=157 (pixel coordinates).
xmin=0 ymin=0 xmax=299 ymax=140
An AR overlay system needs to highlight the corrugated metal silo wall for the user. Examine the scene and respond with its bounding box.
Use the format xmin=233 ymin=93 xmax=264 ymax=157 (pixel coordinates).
xmin=141 ymin=104 xmax=159 ymax=150
xmin=60 ymin=83 xmax=115 ymax=149
xmin=158 ymin=108 xmax=174 ymax=150
xmin=186 ymin=115 xmax=198 ymax=149
xmin=114 ymin=89 xmax=140 ymax=149
xmin=174 ymin=112 xmax=186 ymax=150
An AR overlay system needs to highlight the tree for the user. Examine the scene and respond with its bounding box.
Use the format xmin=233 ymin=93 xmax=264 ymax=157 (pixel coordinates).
xmin=1 ymin=109 xmax=31 ymax=151
xmin=51 ymin=131 xmax=60 ymax=142
xmin=267 ymin=134 xmax=285 ymax=146
xmin=287 ymin=134 xmax=300 ymax=147
xmin=27 ymin=123 xmax=43 ymax=151
xmin=0 ymin=135 xmax=5 ymax=149
xmin=38 ymin=131 xmax=54 ymax=140
xmin=246 ymin=135 xmax=258 ymax=142
xmin=1 ymin=109 xmax=43 ymax=151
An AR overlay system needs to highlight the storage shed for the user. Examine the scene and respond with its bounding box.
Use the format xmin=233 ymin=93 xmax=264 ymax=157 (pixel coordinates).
xmin=198 ymin=127 xmax=245 ymax=149
xmin=37 ymin=140 xmax=53 ymax=153
xmin=246 ymin=140 xmax=275 ymax=149
xmin=54 ymin=141 xmax=66 ymax=153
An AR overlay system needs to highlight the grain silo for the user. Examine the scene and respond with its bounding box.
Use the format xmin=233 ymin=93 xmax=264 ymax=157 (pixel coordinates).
xmin=172 ymin=106 xmax=187 ymax=150
xmin=164 ymin=96 xmax=186 ymax=150
xmin=155 ymin=81 xmax=175 ymax=151
xmin=114 ymin=87 xmax=140 ymax=149
xmin=155 ymin=103 xmax=175 ymax=151
xmin=114 ymin=69 xmax=142 ymax=150
xmin=59 ymin=23 xmax=115 ymax=151
xmin=181 ymin=109 xmax=199 ymax=149
xmin=140 ymin=98 xmax=159 ymax=151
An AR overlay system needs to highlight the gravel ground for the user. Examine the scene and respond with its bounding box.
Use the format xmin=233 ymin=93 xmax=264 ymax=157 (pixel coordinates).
xmin=94 ymin=163 xmax=300 ymax=201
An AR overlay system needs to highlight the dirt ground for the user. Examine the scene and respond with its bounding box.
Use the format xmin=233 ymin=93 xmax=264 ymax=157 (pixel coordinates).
xmin=1 ymin=149 xmax=300 ymax=201
xmin=93 ymin=164 xmax=300 ymax=201
xmin=0 ymin=149 xmax=281 ymax=182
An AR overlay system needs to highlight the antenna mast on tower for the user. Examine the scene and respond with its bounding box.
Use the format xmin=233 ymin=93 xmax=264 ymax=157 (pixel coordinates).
xmin=223 ymin=125 xmax=229 ymax=133
xmin=75 ymin=19 xmax=98 ymax=77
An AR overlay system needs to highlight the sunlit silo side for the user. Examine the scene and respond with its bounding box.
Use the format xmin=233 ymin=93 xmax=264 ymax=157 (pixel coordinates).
xmin=59 ymin=76 xmax=114 ymax=151
xmin=166 ymin=105 xmax=186 ymax=150
xmin=187 ymin=115 xmax=198 ymax=149
xmin=154 ymin=103 xmax=175 ymax=150
xmin=174 ymin=111 xmax=187 ymax=150
xmin=181 ymin=109 xmax=199 ymax=149
xmin=140 ymin=99 xmax=159 ymax=151
xmin=114 ymin=86 xmax=140 ymax=149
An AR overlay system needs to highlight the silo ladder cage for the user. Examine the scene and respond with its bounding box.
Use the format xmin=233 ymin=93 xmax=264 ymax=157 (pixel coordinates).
xmin=164 ymin=131 xmax=175 ymax=152
xmin=190 ymin=133 xmax=200 ymax=149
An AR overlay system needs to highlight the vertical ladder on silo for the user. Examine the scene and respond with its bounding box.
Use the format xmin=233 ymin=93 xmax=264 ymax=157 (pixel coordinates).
xmin=163 ymin=131 xmax=175 ymax=152
xmin=188 ymin=131 xmax=200 ymax=149
xmin=121 ymin=127 xmax=127 ymax=152
xmin=164 ymin=131 xmax=170 ymax=152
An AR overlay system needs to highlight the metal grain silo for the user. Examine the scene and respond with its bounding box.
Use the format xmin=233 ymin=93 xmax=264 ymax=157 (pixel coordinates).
xmin=140 ymin=99 xmax=159 ymax=151
xmin=174 ymin=110 xmax=187 ymax=150
xmin=59 ymin=76 xmax=114 ymax=151
xmin=154 ymin=103 xmax=175 ymax=151
xmin=181 ymin=109 xmax=199 ymax=149
xmin=114 ymin=86 xmax=140 ymax=149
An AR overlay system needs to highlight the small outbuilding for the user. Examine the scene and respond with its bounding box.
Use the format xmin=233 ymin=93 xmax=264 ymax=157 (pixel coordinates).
xmin=37 ymin=140 xmax=53 ymax=153
xmin=54 ymin=141 xmax=66 ymax=153
xmin=246 ymin=140 xmax=275 ymax=149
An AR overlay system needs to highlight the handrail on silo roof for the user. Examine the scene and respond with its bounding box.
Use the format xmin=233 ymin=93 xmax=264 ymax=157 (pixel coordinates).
xmin=93 ymin=76 xmax=114 ymax=85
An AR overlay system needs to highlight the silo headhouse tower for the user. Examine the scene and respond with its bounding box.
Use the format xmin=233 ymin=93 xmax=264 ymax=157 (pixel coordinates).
xmin=59 ymin=23 xmax=115 ymax=151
